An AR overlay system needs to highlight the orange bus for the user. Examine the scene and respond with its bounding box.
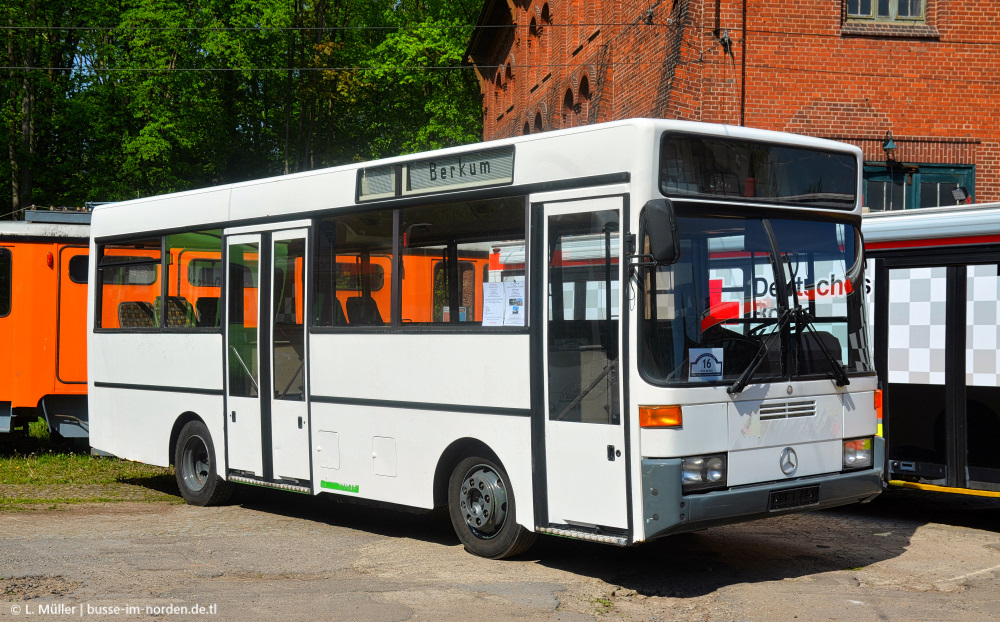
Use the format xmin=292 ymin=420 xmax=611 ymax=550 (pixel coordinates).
xmin=0 ymin=210 xmax=91 ymax=438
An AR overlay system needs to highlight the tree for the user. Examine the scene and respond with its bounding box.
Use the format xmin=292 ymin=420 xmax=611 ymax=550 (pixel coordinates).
xmin=0 ymin=0 xmax=486 ymax=215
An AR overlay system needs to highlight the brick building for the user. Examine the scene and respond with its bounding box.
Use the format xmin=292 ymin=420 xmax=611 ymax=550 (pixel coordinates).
xmin=465 ymin=0 xmax=1000 ymax=209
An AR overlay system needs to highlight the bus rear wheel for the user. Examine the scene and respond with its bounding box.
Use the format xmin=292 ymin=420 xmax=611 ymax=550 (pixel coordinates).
xmin=448 ymin=455 xmax=535 ymax=559
xmin=174 ymin=420 xmax=233 ymax=506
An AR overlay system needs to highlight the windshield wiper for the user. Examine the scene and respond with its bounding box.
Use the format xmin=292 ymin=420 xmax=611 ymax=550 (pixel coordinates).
xmin=727 ymin=308 xmax=791 ymax=395
xmin=794 ymin=311 xmax=851 ymax=387
xmin=778 ymin=252 xmax=850 ymax=388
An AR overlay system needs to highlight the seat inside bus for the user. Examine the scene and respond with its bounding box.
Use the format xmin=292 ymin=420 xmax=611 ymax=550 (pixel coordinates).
xmin=345 ymin=296 xmax=383 ymax=326
xmin=118 ymin=301 xmax=156 ymax=328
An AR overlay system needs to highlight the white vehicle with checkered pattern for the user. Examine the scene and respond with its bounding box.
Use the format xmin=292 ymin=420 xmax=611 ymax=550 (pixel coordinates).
xmin=865 ymin=203 xmax=1000 ymax=497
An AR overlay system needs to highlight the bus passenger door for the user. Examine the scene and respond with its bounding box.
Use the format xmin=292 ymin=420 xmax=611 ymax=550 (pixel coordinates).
xmin=269 ymin=231 xmax=310 ymax=482
xmin=225 ymin=234 xmax=264 ymax=476
xmin=542 ymin=197 xmax=628 ymax=532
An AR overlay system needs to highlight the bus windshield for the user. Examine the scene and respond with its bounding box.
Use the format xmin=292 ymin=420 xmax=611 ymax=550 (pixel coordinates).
xmin=641 ymin=212 xmax=872 ymax=386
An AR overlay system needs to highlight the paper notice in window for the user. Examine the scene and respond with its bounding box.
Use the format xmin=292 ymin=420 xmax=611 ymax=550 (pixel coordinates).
xmin=483 ymin=282 xmax=505 ymax=327
xmin=504 ymin=282 xmax=525 ymax=327
xmin=689 ymin=348 xmax=724 ymax=382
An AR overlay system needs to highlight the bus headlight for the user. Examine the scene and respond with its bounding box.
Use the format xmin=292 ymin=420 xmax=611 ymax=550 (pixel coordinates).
xmin=843 ymin=438 xmax=873 ymax=470
xmin=681 ymin=453 xmax=727 ymax=493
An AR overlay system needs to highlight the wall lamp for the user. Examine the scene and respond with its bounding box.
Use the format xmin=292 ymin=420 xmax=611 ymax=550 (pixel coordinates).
xmin=882 ymin=130 xmax=898 ymax=160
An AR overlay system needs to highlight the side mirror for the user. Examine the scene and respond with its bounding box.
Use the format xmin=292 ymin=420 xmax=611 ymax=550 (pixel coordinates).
xmin=644 ymin=199 xmax=680 ymax=265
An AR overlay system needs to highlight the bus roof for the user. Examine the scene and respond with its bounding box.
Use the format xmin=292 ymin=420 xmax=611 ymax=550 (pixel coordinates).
xmin=863 ymin=202 xmax=1000 ymax=247
xmin=0 ymin=220 xmax=90 ymax=240
xmin=91 ymin=119 xmax=863 ymax=240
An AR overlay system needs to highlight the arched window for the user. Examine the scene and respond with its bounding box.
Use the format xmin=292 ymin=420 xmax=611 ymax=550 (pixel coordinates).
xmin=534 ymin=111 xmax=544 ymax=133
xmin=540 ymin=4 xmax=550 ymax=79
xmin=523 ymin=121 xmax=531 ymax=135
xmin=528 ymin=17 xmax=539 ymax=84
xmin=494 ymin=71 xmax=502 ymax=103
xmin=579 ymin=74 xmax=591 ymax=122
xmin=563 ymin=88 xmax=575 ymax=128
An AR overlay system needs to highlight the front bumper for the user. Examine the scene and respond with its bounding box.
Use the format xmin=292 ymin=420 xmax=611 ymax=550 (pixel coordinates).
xmin=641 ymin=437 xmax=885 ymax=541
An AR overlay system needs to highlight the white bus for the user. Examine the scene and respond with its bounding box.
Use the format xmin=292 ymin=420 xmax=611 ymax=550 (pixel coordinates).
xmin=88 ymin=119 xmax=883 ymax=558
xmin=864 ymin=203 xmax=1000 ymax=497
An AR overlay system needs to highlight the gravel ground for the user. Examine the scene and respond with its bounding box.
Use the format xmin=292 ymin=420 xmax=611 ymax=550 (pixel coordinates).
xmin=1 ymin=486 xmax=999 ymax=621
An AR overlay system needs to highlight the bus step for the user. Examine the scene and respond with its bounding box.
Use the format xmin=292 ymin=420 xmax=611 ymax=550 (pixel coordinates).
xmin=227 ymin=474 xmax=311 ymax=494
xmin=536 ymin=525 xmax=629 ymax=546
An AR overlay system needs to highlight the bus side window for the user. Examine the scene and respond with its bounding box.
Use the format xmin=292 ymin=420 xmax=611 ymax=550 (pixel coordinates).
xmin=400 ymin=197 xmax=525 ymax=326
xmin=96 ymin=240 xmax=161 ymax=329
xmin=314 ymin=211 xmax=393 ymax=328
xmin=166 ymin=229 xmax=222 ymax=329
xmin=0 ymin=248 xmax=10 ymax=317
xmin=68 ymin=254 xmax=89 ymax=284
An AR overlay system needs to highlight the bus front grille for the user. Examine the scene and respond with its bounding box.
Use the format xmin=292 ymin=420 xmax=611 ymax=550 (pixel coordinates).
xmin=759 ymin=400 xmax=817 ymax=421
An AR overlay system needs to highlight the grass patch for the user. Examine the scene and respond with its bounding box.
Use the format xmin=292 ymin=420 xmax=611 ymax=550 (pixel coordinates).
xmin=0 ymin=437 xmax=182 ymax=510
xmin=592 ymin=597 xmax=615 ymax=613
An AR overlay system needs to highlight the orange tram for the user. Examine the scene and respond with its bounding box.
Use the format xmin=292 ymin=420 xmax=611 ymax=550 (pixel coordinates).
xmin=0 ymin=210 xmax=91 ymax=438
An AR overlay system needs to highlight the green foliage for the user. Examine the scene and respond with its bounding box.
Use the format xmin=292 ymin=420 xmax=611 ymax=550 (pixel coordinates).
xmin=27 ymin=418 xmax=49 ymax=441
xmin=0 ymin=0 xmax=485 ymax=214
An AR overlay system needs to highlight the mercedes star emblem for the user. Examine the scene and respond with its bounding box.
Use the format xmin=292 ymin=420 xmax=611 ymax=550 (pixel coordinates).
xmin=780 ymin=447 xmax=798 ymax=476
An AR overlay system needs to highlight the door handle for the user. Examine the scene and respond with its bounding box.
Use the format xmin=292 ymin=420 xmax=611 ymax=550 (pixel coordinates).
xmin=298 ymin=416 xmax=304 ymax=429
xmin=231 ymin=411 xmax=236 ymax=423
xmin=607 ymin=445 xmax=615 ymax=461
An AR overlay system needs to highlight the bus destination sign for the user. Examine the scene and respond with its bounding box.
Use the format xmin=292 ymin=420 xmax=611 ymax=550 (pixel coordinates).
xmin=357 ymin=146 xmax=514 ymax=202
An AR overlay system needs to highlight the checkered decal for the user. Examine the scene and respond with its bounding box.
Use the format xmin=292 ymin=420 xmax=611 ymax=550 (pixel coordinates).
xmin=966 ymin=264 xmax=1000 ymax=387
xmin=887 ymin=267 xmax=948 ymax=385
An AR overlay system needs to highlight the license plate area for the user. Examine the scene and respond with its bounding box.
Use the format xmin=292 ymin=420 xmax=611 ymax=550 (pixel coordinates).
xmin=768 ymin=485 xmax=820 ymax=511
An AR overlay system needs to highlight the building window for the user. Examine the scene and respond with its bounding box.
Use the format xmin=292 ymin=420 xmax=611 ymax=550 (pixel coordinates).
xmin=863 ymin=164 xmax=973 ymax=211
xmin=847 ymin=0 xmax=924 ymax=21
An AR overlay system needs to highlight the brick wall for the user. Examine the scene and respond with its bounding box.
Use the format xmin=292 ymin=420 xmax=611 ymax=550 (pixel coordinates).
xmin=472 ymin=0 xmax=1000 ymax=202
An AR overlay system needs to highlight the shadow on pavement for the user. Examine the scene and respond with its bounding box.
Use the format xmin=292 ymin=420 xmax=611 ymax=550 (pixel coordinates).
xmin=829 ymin=484 xmax=1000 ymax=532
xmin=127 ymin=476 xmax=999 ymax=599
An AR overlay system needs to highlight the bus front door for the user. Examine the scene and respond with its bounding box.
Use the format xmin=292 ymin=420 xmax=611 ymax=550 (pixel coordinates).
xmin=542 ymin=197 xmax=629 ymax=532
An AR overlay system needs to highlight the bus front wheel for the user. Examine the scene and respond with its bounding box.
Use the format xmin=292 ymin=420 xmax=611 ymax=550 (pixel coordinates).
xmin=174 ymin=420 xmax=234 ymax=506
xmin=448 ymin=456 xmax=535 ymax=559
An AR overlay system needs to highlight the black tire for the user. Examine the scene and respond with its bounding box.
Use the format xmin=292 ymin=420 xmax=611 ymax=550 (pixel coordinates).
xmin=174 ymin=420 xmax=234 ymax=506
xmin=448 ymin=455 xmax=535 ymax=559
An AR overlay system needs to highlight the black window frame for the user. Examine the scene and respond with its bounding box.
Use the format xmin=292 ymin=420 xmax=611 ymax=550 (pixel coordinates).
xmin=310 ymin=195 xmax=530 ymax=334
xmin=67 ymin=254 xmax=89 ymax=284
xmin=0 ymin=247 xmax=11 ymax=318
xmin=95 ymin=231 xmax=224 ymax=334
xmin=659 ymin=132 xmax=859 ymax=210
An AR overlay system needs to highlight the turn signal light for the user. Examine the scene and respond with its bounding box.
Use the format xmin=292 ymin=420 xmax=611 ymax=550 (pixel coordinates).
xmin=639 ymin=405 xmax=682 ymax=428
